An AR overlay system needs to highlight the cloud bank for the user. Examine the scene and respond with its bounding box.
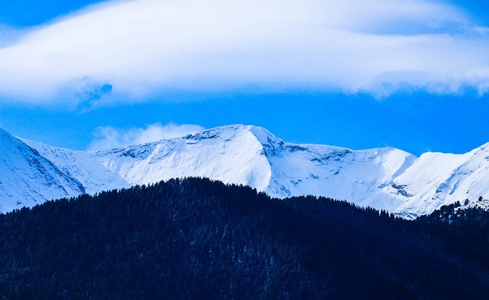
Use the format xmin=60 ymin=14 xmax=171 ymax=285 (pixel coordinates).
xmin=1 ymin=0 xmax=489 ymax=104
xmin=89 ymin=123 xmax=205 ymax=150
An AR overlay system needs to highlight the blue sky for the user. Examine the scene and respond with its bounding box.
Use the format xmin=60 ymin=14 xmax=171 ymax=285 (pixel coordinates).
xmin=0 ymin=0 xmax=108 ymax=27
xmin=1 ymin=0 xmax=489 ymax=156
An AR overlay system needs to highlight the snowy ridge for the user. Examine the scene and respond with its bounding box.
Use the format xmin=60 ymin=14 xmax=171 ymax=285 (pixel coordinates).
xmin=24 ymin=125 xmax=272 ymax=195
xmin=2 ymin=124 xmax=489 ymax=218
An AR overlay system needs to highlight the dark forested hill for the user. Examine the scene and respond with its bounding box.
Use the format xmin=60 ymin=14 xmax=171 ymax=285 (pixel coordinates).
xmin=0 ymin=178 xmax=488 ymax=299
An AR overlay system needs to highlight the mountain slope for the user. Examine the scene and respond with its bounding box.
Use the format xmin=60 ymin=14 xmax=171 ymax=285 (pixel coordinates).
xmin=3 ymin=124 xmax=489 ymax=217
xmin=247 ymin=126 xmax=417 ymax=211
xmin=0 ymin=129 xmax=85 ymax=212
xmin=393 ymin=143 xmax=489 ymax=218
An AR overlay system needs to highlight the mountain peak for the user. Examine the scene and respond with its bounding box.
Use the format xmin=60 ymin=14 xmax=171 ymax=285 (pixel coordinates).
xmin=0 ymin=127 xmax=15 ymax=142
xmin=246 ymin=125 xmax=283 ymax=146
xmin=175 ymin=124 xmax=284 ymax=156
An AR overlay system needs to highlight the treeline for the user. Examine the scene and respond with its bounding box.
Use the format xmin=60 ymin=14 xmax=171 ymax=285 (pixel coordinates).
xmin=417 ymin=201 xmax=489 ymax=271
xmin=0 ymin=178 xmax=488 ymax=299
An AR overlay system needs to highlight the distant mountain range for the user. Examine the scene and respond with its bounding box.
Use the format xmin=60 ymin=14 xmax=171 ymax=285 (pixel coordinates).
xmin=1 ymin=125 xmax=488 ymax=217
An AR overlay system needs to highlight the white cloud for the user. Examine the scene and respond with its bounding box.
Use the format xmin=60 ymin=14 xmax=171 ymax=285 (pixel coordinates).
xmin=1 ymin=0 xmax=489 ymax=103
xmin=89 ymin=123 xmax=205 ymax=150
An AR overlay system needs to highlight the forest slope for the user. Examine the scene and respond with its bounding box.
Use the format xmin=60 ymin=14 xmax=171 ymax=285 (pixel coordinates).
xmin=0 ymin=178 xmax=488 ymax=299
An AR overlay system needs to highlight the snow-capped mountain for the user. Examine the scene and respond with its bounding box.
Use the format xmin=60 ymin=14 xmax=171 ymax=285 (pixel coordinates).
xmin=2 ymin=125 xmax=489 ymax=218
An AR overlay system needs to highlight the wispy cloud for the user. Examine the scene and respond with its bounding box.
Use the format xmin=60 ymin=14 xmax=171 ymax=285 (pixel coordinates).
xmin=1 ymin=0 xmax=489 ymax=104
xmin=88 ymin=123 xmax=205 ymax=150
